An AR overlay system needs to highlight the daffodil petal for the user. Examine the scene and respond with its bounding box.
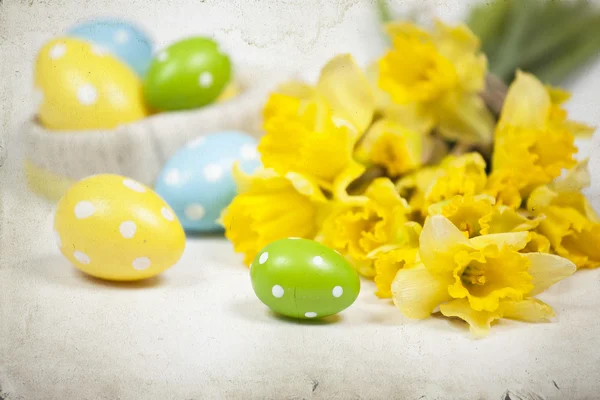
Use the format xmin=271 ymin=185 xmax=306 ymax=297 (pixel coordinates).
xmin=391 ymin=262 xmax=452 ymax=319
xmin=499 ymin=70 xmax=551 ymax=130
xmin=499 ymin=298 xmax=555 ymax=322
xmin=523 ymin=253 xmax=576 ymax=296
xmin=439 ymin=298 xmax=502 ymax=338
xmin=316 ymin=54 xmax=375 ymax=134
xmin=332 ymin=162 xmax=368 ymax=201
xmin=469 ymin=232 xmax=530 ymax=251
xmin=420 ymin=215 xmax=471 ymax=275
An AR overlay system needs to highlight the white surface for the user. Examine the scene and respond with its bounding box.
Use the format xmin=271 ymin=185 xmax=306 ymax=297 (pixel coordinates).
xmin=1 ymin=1 xmax=600 ymax=399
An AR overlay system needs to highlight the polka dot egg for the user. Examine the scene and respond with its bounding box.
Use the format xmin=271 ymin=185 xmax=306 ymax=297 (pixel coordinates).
xmin=250 ymin=238 xmax=361 ymax=320
xmin=143 ymin=37 xmax=231 ymax=111
xmin=154 ymin=131 xmax=260 ymax=232
xmin=67 ymin=18 xmax=153 ymax=77
xmin=35 ymin=37 xmax=148 ymax=131
xmin=54 ymin=174 xmax=186 ymax=281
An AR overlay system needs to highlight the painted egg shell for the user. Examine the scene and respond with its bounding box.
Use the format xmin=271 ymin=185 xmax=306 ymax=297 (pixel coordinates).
xmin=154 ymin=131 xmax=260 ymax=232
xmin=67 ymin=18 xmax=153 ymax=77
xmin=143 ymin=37 xmax=231 ymax=111
xmin=35 ymin=37 xmax=148 ymax=131
xmin=54 ymin=174 xmax=186 ymax=281
xmin=250 ymin=238 xmax=361 ymax=319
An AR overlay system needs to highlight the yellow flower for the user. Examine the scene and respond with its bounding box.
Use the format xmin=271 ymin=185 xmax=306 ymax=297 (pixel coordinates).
xmin=378 ymin=20 xmax=494 ymax=145
xmin=221 ymin=165 xmax=328 ymax=265
xmin=492 ymin=71 xmax=591 ymax=194
xmin=428 ymin=194 xmax=494 ymax=237
xmin=478 ymin=206 xmax=543 ymax=236
xmin=522 ymin=232 xmax=551 ymax=254
xmin=425 ymin=152 xmax=488 ymax=207
xmin=258 ymin=55 xmax=375 ymax=190
xmin=527 ymin=185 xmax=600 ymax=269
xmin=396 ymin=165 xmax=443 ymax=214
xmin=354 ymin=118 xmax=426 ymax=177
xmin=484 ymin=170 xmax=522 ymax=209
xmin=391 ymin=215 xmax=576 ymax=337
xmin=259 ymin=99 xmax=360 ymax=190
xmin=368 ymin=222 xmax=422 ymax=298
xmin=318 ymin=178 xmax=411 ymax=277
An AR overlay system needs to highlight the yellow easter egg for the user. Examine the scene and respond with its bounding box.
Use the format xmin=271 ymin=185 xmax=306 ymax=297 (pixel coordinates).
xmin=54 ymin=174 xmax=186 ymax=281
xmin=35 ymin=37 xmax=148 ymax=131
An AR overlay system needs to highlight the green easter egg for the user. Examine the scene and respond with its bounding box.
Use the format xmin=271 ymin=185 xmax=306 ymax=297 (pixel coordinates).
xmin=250 ymin=238 xmax=360 ymax=320
xmin=143 ymin=37 xmax=231 ymax=111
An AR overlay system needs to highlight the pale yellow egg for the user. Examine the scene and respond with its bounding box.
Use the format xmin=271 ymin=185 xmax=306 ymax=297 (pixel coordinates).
xmin=35 ymin=37 xmax=148 ymax=131
xmin=54 ymin=174 xmax=186 ymax=281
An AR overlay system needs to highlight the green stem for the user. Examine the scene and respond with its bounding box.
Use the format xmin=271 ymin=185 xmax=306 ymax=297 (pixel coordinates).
xmin=535 ymin=28 xmax=600 ymax=84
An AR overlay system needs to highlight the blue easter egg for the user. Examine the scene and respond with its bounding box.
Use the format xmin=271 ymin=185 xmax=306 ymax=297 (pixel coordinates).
xmin=155 ymin=131 xmax=261 ymax=233
xmin=67 ymin=19 xmax=153 ymax=77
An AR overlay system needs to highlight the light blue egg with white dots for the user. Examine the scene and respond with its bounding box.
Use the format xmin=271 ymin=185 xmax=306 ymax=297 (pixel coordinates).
xmin=67 ymin=18 xmax=153 ymax=77
xmin=155 ymin=131 xmax=261 ymax=233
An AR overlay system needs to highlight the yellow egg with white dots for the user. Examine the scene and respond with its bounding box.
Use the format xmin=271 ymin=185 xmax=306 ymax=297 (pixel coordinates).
xmin=35 ymin=37 xmax=148 ymax=131
xmin=54 ymin=174 xmax=186 ymax=281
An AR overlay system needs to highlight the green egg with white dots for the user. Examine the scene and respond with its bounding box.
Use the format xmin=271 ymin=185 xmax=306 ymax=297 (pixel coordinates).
xmin=143 ymin=36 xmax=231 ymax=111
xmin=250 ymin=238 xmax=360 ymax=320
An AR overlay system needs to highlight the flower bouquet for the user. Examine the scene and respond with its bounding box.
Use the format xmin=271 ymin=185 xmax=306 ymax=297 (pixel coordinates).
xmin=220 ymin=17 xmax=598 ymax=338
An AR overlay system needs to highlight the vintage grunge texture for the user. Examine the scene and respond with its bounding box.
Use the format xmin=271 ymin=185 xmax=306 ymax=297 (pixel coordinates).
xmin=1 ymin=0 xmax=600 ymax=399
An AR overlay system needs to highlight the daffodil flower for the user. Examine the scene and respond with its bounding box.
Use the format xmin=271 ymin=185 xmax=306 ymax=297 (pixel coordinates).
xmin=396 ymin=165 xmax=443 ymax=215
xmin=478 ymin=205 xmax=543 ymax=236
xmin=317 ymin=178 xmax=411 ymax=277
xmin=354 ymin=118 xmax=426 ymax=177
xmin=492 ymin=71 xmax=593 ymax=195
xmin=527 ymin=185 xmax=600 ymax=269
xmin=258 ymin=54 xmax=374 ymax=191
xmin=221 ymin=165 xmax=329 ymax=266
xmin=378 ymin=20 xmax=495 ymax=145
xmin=424 ymin=152 xmax=488 ymax=208
xmin=367 ymin=222 xmax=422 ymax=298
xmin=484 ymin=170 xmax=522 ymax=209
xmin=427 ymin=194 xmax=495 ymax=237
xmin=391 ymin=215 xmax=576 ymax=337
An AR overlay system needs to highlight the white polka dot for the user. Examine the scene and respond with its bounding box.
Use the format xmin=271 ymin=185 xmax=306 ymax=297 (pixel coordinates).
xmin=198 ymin=72 xmax=213 ymax=88
xmin=332 ymin=286 xmax=343 ymax=298
xmin=49 ymin=43 xmax=66 ymax=60
xmin=119 ymin=221 xmax=137 ymax=238
xmin=77 ymin=84 xmax=98 ymax=106
xmin=185 ymin=204 xmax=206 ymax=221
xmin=74 ymin=201 xmax=95 ymax=219
xmin=114 ymin=29 xmax=130 ymax=44
xmin=161 ymin=207 xmax=175 ymax=221
xmin=123 ymin=178 xmax=146 ymax=192
xmin=187 ymin=136 xmax=205 ymax=148
xmin=288 ymin=237 xmax=301 ymax=240
xmin=74 ymin=251 xmax=90 ymax=264
xmin=132 ymin=257 xmax=151 ymax=270
xmin=272 ymin=285 xmax=284 ymax=298
xmin=259 ymin=252 xmax=269 ymax=265
xmin=91 ymin=45 xmax=108 ymax=56
xmin=164 ymin=168 xmax=182 ymax=186
xmin=312 ymin=256 xmax=324 ymax=266
xmin=239 ymin=144 xmax=258 ymax=161
xmin=157 ymin=51 xmax=168 ymax=62
xmin=203 ymin=164 xmax=223 ymax=182
xmin=305 ymin=312 xmax=317 ymax=318
xmin=54 ymin=231 xmax=62 ymax=249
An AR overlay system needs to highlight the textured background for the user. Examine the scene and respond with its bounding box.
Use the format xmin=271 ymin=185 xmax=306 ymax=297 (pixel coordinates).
xmin=1 ymin=1 xmax=600 ymax=399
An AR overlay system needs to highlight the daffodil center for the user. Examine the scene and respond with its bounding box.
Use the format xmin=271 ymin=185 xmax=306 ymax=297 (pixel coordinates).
xmin=461 ymin=261 xmax=487 ymax=286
